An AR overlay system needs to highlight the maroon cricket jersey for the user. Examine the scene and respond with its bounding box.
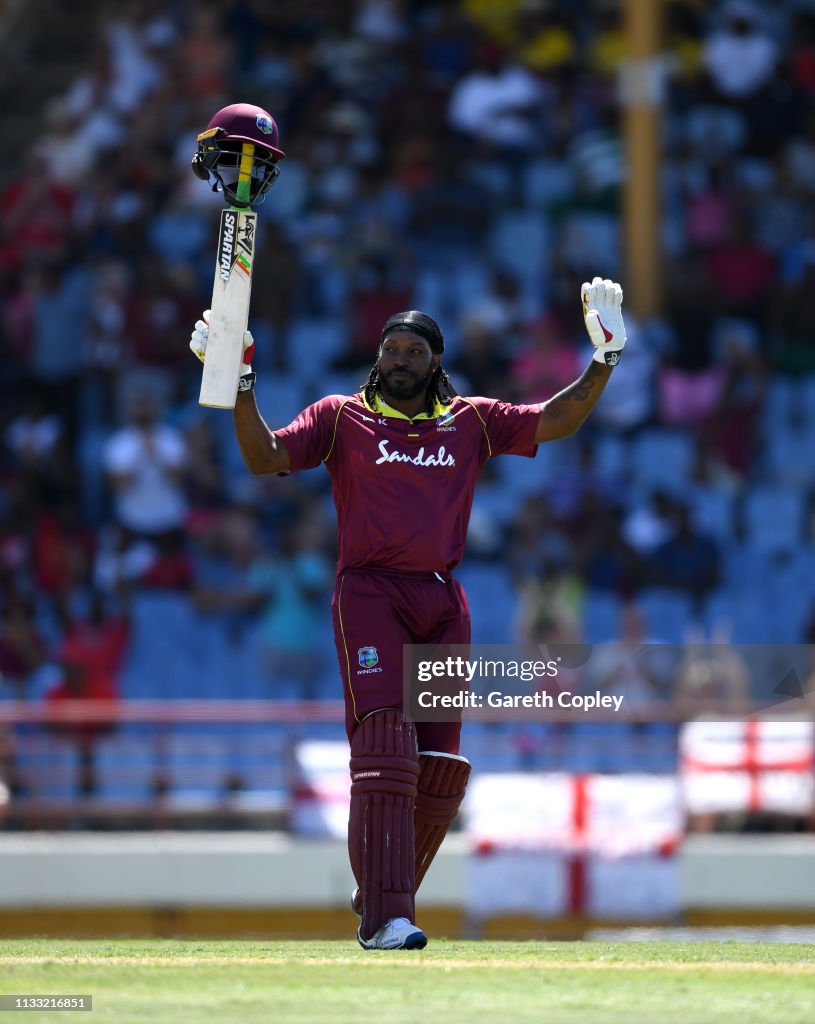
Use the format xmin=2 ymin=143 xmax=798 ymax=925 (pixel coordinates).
xmin=274 ymin=392 xmax=540 ymax=574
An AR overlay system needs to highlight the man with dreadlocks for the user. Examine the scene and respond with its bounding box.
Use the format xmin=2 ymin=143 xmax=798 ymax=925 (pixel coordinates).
xmin=190 ymin=276 xmax=626 ymax=949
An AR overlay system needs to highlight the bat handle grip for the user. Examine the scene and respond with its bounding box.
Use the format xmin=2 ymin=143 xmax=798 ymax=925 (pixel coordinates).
xmin=236 ymin=143 xmax=255 ymax=207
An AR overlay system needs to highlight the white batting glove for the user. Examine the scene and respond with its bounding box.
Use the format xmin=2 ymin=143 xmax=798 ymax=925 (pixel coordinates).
xmin=189 ymin=309 xmax=255 ymax=374
xmin=581 ymin=277 xmax=626 ymax=367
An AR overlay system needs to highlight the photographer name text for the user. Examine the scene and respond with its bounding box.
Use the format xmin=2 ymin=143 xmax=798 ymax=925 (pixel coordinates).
xmin=416 ymin=689 xmax=625 ymax=711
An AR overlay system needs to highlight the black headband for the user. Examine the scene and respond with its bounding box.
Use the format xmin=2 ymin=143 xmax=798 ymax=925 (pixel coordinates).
xmin=381 ymin=310 xmax=444 ymax=354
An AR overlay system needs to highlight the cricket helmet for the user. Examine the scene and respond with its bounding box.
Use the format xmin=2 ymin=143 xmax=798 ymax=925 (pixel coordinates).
xmin=191 ymin=102 xmax=285 ymax=207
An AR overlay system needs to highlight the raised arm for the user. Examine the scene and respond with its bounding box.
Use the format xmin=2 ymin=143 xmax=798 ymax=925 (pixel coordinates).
xmin=534 ymin=277 xmax=626 ymax=444
xmin=535 ymin=360 xmax=613 ymax=442
xmin=232 ymin=389 xmax=291 ymax=474
xmin=190 ymin=312 xmax=291 ymax=475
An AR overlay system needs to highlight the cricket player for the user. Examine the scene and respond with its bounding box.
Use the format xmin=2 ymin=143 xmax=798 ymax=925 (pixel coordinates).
xmin=190 ymin=276 xmax=626 ymax=949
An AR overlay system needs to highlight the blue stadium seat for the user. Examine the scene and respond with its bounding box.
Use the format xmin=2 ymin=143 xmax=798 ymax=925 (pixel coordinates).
xmin=120 ymin=592 xmax=230 ymax=700
xmin=637 ymin=587 xmax=695 ymax=643
xmin=284 ymin=318 xmax=347 ymax=370
xmin=252 ymin=376 xmax=304 ymax=429
xmin=492 ymin=441 xmax=558 ymax=498
xmin=95 ymin=727 xmax=157 ymax=801
xmin=581 ymin=589 xmax=623 ymax=643
xmin=262 ymin=156 xmax=308 ymax=225
xmin=464 ymin=724 xmax=524 ymax=772
xmin=688 ymin=485 xmax=736 ymax=543
xmin=489 ymin=211 xmax=550 ymax=301
xmin=592 ymin=435 xmax=632 ymax=486
xmin=701 ymin=587 xmax=781 ymax=643
xmin=799 ymin=375 xmax=815 ymax=429
xmin=456 ymin=563 xmax=518 ymax=643
xmin=18 ymin=735 xmax=79 ymax=800
xmin=412 ymin=267 xmax=447 ymax=319
xmin=230 ymin=727 xmax=290 ymax=796
xmin=759 ymin=376 xmax=796 ymax=435
xmin=721 ymin=542 xmax=770 ymax=591
xmin=450 ymin=262 xmax=492 ymax=320
xmin=567 ymin=723 xmax=641 ymax=773
xmin=166 ymin=729 xmax=232 ymax=798
xmin=523 ymin=158 xmax=575 ymax=209
xmin=743 ymin=485 xmax=806 ymax=556
xmin=631 ymin=430 xmax=696 ymax=495
xmin=761 ymin=423 xmax=815 ymax=486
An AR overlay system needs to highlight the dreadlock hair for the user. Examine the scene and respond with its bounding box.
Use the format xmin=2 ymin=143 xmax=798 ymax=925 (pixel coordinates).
xmin=361 ymin=362 xmax=458 ymax=417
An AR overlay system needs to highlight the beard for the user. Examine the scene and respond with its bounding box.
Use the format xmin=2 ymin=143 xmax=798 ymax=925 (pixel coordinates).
xmin=378 ymin=362 xmax=435 ymax=401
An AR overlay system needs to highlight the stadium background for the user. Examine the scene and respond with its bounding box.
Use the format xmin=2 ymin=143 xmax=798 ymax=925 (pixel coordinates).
xmin=0 ymin=0 xmax=814 ymax=936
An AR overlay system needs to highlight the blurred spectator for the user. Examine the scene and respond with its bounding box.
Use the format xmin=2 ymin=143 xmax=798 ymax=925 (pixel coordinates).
xmin=447 ymin=44 xmax=543 ymax=152
xmin=0 ymin=154 xmax=76 ymax=274
xmin=193 ymin=507 xmax=332 ymax=697
xmin=789 ymin=9 xmax=815 ymax=96
xmin=408 ymin=147 xmax=491 ymax=264
xmin=182 ymin=416 xmax=228 ymax=521
xmin=675 ymin=632 xmax=751 ymax=721
xmin=192 ymin=506 xmax=268 ymax=628
xmin=650 ymin=503 xmax=720 ymax=605
xmin=506 ymin=494 xmax=573 ymax=586
xmin=586 ymin=601 xmax=669 ymax=709
xmin=31 ymin=502 xmax=95 ymax=625
xmin=705 ymin=215 xmax=776 ymax=321
xmin=702 ymin=2 xmax=778 ymax=100
xmin=247 ymin=516 xmax=333 ymax=698
xmin=4 ymin=389 xmax=72 ymax=501
xmin=92 ymin=523 xmax=157 ymax=600
xmin=340 ymin=254 xmax=412 ymax=370
xmin=579 ymin=505 xmax=642 ymax=598
xmin=178 ymin=7 xmax=232 ymax=101
xmin=6 ymin=260 xmax=90 ymax=445
xmin=419 ymin=5 xmax=474 ymax=87
xmin=770 ymin=233 xmax=815 ymax=372
xmin=698 ymin=318 xmax=767 ymax=480
xmin=0 ymin=593 xmax=47 ymax=699
xmin=44 ymin=590 xmax=129 ymax=799
xmin=124 ymin=258 xmax=201 ymax=369
xmin=685 ymin=165 xmax=738 ymax=251
xmin=103 ymin=390 xmax=188 ymax=541
xmin=519 ymin=10 xmax=576 ymax=74
xmin=515 ymin=568 xmax=583 ymax=647
xmin=510 ymin=314 xmax=580 ymax=405
xmin=623 ymin=490 xmax=680 ymax=558
xmin=448 ymin=312 xmax=512 ymax=397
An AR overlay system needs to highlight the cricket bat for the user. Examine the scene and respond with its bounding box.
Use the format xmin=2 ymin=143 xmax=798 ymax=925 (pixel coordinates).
xmin=199 ymin=142 xmax=257 ymax=409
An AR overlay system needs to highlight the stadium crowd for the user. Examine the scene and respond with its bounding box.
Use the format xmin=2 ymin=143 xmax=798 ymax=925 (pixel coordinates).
xmin=1 ymin=0 xmax=815 ymax=814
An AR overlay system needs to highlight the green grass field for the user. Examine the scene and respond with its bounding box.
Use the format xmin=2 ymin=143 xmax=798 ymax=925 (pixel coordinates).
xmin=2 ymin=939 xmax=814 ymax=1024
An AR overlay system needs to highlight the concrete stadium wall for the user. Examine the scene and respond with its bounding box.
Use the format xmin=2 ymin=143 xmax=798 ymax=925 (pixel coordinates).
xmin=0 ymin=833 xmax=813 ymax=937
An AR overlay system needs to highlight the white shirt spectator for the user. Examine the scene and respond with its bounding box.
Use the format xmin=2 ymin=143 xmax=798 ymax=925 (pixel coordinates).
xmin=702 ymin=3 xmax=777 ymax=98
xmin=104 ymin=418 xmax=187 ymax=535
xmin=449 ymin=64 xmax=543 ymax=150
